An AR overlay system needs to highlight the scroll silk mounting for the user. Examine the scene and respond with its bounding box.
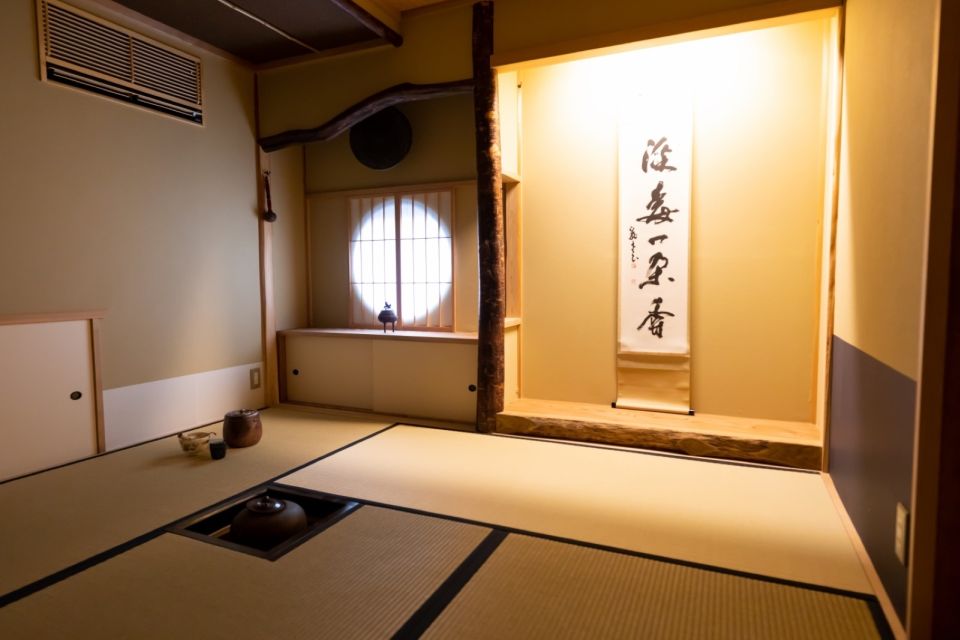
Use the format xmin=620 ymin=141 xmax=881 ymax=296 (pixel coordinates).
xmin=616 ymin=94 xmax=693 ymax=415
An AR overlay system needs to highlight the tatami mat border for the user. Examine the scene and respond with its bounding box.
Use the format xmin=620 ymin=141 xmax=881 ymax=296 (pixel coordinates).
xmin=392 ymin=529 xmax=509 ymax=640
xmin=0 ymin=420 xmax=890 ymax=639
xmin=0 ymin=410 xmax=263 ymax=487
xmin=0 ymin=423 xmax=399 ymax=608
xmin=271 ymin=482 xmax=879 ymax=601
xmin=266 ymin=482 xmax=891 ymax=639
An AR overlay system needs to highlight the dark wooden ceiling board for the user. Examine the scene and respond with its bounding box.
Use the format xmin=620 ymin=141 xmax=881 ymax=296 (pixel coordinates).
xmin=231 ymin=0 xmax=376 ymax=51
xmin=112 ymin=0 xmax=311 ymax=63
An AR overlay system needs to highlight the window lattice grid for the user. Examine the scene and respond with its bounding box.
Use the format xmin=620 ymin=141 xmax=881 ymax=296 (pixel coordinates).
xmin=399 ymin=191 xmax=453 ymax=329
xmin=348 ymin=196 xmax=397 ymax=328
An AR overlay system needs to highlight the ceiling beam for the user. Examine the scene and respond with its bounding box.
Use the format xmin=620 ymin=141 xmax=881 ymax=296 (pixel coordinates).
xmin=329 ymin=0 xmax=404 ymax=47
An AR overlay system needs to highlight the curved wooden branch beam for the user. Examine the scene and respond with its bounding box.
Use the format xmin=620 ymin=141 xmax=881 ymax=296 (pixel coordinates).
xmin=258 ymin=79 xmax=474 ymax=152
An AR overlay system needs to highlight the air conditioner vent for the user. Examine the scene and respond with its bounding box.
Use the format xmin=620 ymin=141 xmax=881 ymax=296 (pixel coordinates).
xmin=39 ymin=0 xmax=203 ymax=124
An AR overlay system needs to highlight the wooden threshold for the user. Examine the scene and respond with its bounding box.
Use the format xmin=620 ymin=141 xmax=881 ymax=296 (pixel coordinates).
xmin=496 ymin=398 xmax=822 ymax=470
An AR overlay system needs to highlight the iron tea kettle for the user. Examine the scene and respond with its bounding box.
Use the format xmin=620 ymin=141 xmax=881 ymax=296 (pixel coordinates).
xmin=230 ymin=495 xmax=308 ymax=549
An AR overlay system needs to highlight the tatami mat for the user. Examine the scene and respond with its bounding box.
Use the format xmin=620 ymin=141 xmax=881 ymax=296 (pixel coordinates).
xmin=424 ymin=534 xmax=881 ymax=640
xmin=0 ymin=408 xmax=391 ymax=596
xmin=281 ymin=426 xmax=871 ymax=593
xmin=0 ymin=507 xmax=489 ymax=639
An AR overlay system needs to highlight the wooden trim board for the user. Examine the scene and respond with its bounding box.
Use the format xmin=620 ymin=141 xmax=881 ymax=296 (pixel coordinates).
xmin=908 ymin=0 xmax=960 ymax=634
xmin=255 ymin=80 xmax=279 ymax=407
xmin=280 ymin=327 xmax=477 ymax=344
xmin=90 ymin=318 xmax=105 ymax=453
xmin=822 ymin=473 xmax=906 ymax=639
xmin=0 ymin=310 xmax=106 ymax=325
xmin=308 ymin=179 xmax=477 ymax=200
xmin=818 ymin=6 xmax=845 ymax=472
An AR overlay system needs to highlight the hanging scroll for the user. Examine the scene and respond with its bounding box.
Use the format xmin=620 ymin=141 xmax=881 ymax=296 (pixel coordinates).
xmin=616 ymin=95 xmax=693 ymax=414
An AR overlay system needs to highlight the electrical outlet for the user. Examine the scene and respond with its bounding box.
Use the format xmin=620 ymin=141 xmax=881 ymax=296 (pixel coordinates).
xmin=895 ymin=502 xmax=909 ymax=566
xmin=249 ymin=367 xmax=261 ymax=390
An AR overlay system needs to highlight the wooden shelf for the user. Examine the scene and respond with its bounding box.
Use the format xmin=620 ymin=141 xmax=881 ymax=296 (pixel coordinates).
xmin=279 ymin=327 xmax=478 ymax=344
xmin=497 ymin=398 xmax=822 ymax=470
xmin=0 ymin=309 xmax=106 ymax=325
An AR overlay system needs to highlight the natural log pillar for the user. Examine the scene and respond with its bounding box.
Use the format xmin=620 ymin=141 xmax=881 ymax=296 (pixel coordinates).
xmin=472 ymin=0 xmax=505 ymax=433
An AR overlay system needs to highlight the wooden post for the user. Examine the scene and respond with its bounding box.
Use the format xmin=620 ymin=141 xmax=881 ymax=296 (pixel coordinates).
xmin=472 ymin=1 xmax=505 ymax=433
xmin=254 ymin=75 xmax=278 ymax=407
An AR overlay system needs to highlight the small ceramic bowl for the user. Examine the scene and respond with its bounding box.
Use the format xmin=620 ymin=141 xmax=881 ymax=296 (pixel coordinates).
xmin=178 ymin=431 xmax=214 ymax=455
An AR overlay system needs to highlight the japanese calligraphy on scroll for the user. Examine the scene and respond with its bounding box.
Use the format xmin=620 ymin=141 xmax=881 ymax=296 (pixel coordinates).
xmin=619 ymin=97 xmax=692 ymax=353
xmin=616 ymin=95 xmax=692 ymax=414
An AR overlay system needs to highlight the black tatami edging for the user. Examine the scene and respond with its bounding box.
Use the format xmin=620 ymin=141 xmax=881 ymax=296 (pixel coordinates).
xmin=0 ymin=405 xmax=279 ymax=487
xmin=0 ymin=423 xmax=399 ymax=608
xmin=392 ymin=529 xmax=508 ymax=640
xmin=271 ymin=482 xmax=882 ymax=604
xmin=0 ymin=419 xmax=892 ymax=640
xmin=866 ymin=598 xmax=896 ymax=640
xmin=0 ymin=529 xmax=165 ymax=609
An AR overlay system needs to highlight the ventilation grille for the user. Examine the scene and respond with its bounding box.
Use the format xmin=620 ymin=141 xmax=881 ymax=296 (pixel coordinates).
xmin=39 ymin=0 xmax=203 ymax=123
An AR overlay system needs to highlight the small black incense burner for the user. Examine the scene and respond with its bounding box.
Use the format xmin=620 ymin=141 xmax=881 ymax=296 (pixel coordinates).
xmin=377 ymin=302 xmax=398 ymax=332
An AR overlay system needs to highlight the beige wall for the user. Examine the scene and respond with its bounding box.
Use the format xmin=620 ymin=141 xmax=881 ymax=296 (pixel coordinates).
xmin=265 ymin=147 xmax=309 ymax=332
xmin=305 ymin=95 xmax=476 ymax=192
xmin=833 ymin=0 xmax=939 ymax=380
xmin=519 ymin=16 xmax=833 ymax=421
xmin=0 ymin=0 xmax=261 ymax=389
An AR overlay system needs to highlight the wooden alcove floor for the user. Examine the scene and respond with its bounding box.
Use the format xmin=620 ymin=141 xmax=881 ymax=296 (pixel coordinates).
xmin=496 ymin=398 xmax=823 ymax=470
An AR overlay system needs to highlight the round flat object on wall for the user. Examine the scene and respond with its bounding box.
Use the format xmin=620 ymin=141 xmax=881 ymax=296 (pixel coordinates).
xmin=349 ymin=107 xmax=413 ymax=170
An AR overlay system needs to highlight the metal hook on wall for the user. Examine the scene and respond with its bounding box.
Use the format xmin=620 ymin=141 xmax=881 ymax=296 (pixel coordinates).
xmin=262 ymin=171 xmax=278 ymax=222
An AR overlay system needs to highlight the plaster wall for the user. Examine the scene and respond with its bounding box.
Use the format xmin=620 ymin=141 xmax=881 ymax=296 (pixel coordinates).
xmin=832 ymin=0 xmax=936 ymax=380
xmin=266 ymin=147 xmax=309 ymax=332
xmin=305 ymin=95 xmax=476 ymax=193
xmin=0 ymin=0 xmax=262 ymax=390
xmin=518 ymin=17 xmax=832 ymax=422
